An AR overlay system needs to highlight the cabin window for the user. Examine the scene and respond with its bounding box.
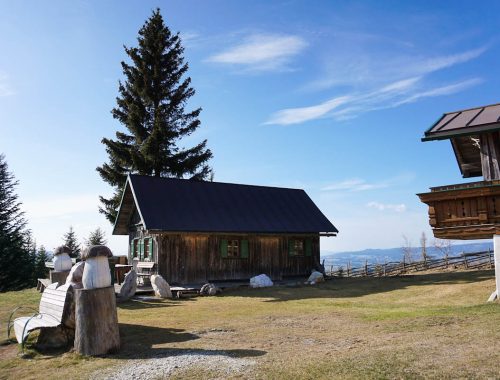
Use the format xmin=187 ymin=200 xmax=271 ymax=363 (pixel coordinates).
xmin=132 ymin=239 xmax=139 ymax=258
xmin=143 ymin=238 xmax=150 ymax=259
xmin=288 ymin=238 xmax=312 ymax=257
xmin=289 ymin=239 xmax=304 ymax=256
xmin=220 ymin=239 xmax=249 ymax=259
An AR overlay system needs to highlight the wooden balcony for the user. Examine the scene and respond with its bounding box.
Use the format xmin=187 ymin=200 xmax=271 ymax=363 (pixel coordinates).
xmin=418 ymin=180 xmax=500 ymax=239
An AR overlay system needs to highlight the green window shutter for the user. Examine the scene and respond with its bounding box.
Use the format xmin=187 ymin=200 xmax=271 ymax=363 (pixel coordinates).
xmin=305 ymin=238 xmax=312 ymax=256
xmin=241 ymin=240 xmax=249 ymax=258
xmin=130 ymin=240 xmax=134 ymax=257
xmin=288 ymin=239 xmax=294 ymax=256
xmin=220 ymin=239 xmax=228 ymax=258
xmin=139 ymin=239 xmax=144 ymax=260
xmin=149 ymin=238 xmax=153 ymax=259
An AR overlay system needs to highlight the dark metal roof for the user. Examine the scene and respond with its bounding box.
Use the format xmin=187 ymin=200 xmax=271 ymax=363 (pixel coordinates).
xmin=113 ymin=175 xmax=338 ymax=235
xmin=422 ymin=103 xmax=500 ymax=141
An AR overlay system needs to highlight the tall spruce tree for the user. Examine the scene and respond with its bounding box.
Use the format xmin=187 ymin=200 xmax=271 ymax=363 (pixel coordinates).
xmin=62 ymin=226 xmax=81 ymax=259
xmin=85 ymin=227 xmax=107 ymax=247
xmin=97 ymin=9 xmax=213 ymax=223
xmin=0 ymin=154 xmax=34 ymax=291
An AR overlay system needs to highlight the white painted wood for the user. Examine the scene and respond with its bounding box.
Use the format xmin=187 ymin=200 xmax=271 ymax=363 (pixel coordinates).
xmin=82 ymin=256 xmax=111 ymax=289
xmin=493 ymin=235 xmax=500 ymax=301
xmin=53 ymin=253 xmax=72 ymax=271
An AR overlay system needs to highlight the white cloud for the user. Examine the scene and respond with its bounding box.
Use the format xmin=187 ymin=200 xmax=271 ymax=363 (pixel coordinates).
xmin=207 ymin=34 xmax=307 ymax=71
xmin=321 ymin=178 xmax=388 ymax=192
xmin=393 ymin=78 xmax=483 ymax=106
xmin=264 ymin=96 xmax=350 ymax=125
xmin=367 ymin=201 xmax=407 ymax=213
xmin=267 ymin=45 xmax=487 ymax=125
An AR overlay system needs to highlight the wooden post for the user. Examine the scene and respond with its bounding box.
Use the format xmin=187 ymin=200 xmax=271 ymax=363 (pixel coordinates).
xmin=489 ymin=248 xmax=493 ymax=269
xmin=364 ymin=259 xmax=368 ymax=277
xmin=347 ymin=262 xmax=350 ymax=278
xmin=488 ymin=235 xmax=500 ymax=302
xmin=463 ymin=253 xmax=468 ymax=269
xmin=74 ymin=286 xmax=120 ymax=356
xmin=383 ymin=261 xmax=387 ymax=277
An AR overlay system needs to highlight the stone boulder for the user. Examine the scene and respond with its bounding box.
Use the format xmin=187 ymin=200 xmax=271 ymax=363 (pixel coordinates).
xmin=250 ymin=274 xmax=273 ymax=288
xmin=117 ymin=269 xmax=137 ymax=302
xmin=65 ymin=261 xmax=85 ymax=289
xmin=200 ymin=283 xmax=220 ymax=296
xmin=151 ymin=274 xmax=172 ymax=299
xmin=306 ymin=271 xmax=324 ymax=285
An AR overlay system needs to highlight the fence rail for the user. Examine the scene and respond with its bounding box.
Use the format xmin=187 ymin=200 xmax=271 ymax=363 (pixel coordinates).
xmin=325 ymin=250 xmax=494 ymax=278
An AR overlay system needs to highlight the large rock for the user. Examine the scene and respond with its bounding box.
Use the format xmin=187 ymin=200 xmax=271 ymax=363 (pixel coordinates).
xmin=117 ymin=269 xmax=137 ymax=301
xmin=306 ymin=271 xmax=324 ymax=285
xmin=250 ymin=274 xmax=273 ymax=288
xmin=151 ymin=275 xmax=172 ymax=298
xmin=66 ymin=261 xmax=85 ymax=289
xmin=200 ymin=283 xmax=220 ymax=296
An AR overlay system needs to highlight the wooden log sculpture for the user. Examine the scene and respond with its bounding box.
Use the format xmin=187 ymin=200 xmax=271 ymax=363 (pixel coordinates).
xmin=74 ymin=245 xmax=120 ymax=356
xmin=74 ymin=286 xmax=119 ymax=356
xmin=50 ymin=245 xmax=72 ymax=285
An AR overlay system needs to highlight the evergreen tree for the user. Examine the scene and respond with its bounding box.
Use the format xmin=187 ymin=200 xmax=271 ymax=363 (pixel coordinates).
xmin=63 ymin=226 xmax=81 ymax=258
xmin=0 ymin=154 xmax=34 ymax=291
xmin=34 ymin=245 xmax=49 ymax=281
xmin=97 ymin=8 xmax=213 ymax=223
xmin=85 ymin=227 xmax=107 ymax=247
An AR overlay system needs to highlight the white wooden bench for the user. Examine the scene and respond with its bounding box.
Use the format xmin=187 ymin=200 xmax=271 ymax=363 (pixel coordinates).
xmin=7 ymin=282 xmax=73 ymax=350
xmin=136 ymin=261 xmax=156 ymax=285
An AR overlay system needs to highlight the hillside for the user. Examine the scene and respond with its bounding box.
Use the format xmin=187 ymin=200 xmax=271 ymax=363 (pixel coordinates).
xmin=322 ymin=241 xmax=493 ymax=267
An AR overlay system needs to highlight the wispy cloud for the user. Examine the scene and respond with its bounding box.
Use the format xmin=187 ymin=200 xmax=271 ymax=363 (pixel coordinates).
xmin=367 ymin=201 xmax=406 ymax=213
xmin=0 ymin=72 xmax=14 ymax=97
xmin=207 ymin=34 xmax=307 ymax=72
xmin=321 ymin=173 xmax=415 ymax=193
xmin=321 ymin=178 xmax=388 ymax=192
xmin=264 ymin=96 xmax=350 ymax=125
xmin=266 ymin=45 xmax=487 ymax=125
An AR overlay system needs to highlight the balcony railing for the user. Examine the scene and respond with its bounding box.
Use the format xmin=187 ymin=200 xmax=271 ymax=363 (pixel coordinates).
xmin=418 ymin=181 xmax=500 ymax=239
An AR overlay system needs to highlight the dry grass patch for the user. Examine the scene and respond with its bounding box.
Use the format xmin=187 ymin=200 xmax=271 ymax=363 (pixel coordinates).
xmin=0 ymin=269 xmax=499 ymax=379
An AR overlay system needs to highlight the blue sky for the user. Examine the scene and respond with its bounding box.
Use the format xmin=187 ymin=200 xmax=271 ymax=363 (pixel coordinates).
xmin=0 ymin=0 xmax=499 ymax=254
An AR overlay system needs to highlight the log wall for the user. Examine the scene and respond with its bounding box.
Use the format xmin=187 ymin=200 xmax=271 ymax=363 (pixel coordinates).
xmin=153 ymin=233 xmax=320 ymax=284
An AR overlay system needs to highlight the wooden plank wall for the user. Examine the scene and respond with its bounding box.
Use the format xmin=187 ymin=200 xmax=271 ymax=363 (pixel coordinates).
xmin=155 ymin=233 xmax=320 ymax=284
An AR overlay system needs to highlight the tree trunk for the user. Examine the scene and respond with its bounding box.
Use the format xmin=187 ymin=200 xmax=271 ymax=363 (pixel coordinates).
xmin=74 ymin=286 xmax=120 ymax=356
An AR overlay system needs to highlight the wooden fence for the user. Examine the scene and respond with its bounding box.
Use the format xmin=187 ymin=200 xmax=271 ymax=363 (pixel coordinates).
xmin=325 ymin=250 xmax=494 ymax=278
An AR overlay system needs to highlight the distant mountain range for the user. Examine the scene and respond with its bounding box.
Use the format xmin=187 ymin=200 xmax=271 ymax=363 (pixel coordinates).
xmin=321 ymin=242 xmax=493 ymax=268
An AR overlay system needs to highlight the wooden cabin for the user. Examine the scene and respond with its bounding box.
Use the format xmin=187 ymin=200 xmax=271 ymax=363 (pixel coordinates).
xmin=418 ymin=103 xmax=500 ymax=239
xmin=113 ymin=175 xmax=338 ymax=284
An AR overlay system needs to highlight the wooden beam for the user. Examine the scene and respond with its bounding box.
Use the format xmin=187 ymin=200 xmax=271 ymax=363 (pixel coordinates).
xmin=480 ymin=134 xmax=492 ymax=180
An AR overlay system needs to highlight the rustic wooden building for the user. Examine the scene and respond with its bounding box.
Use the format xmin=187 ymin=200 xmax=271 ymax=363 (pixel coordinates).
xmin=418 ymin=103 xmax=500 ymax=239
xmin=113 ymin=175 xmax=338 ymax=284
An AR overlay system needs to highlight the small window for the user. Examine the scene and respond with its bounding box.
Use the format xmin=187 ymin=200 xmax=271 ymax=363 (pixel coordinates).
xmin=221 ymin=239 xmax=249 ymax=259
xmin=289 ymin=239 xmax=304 ymax=256
xmin=227 ymin=240 xmax=239 ymax=258
xmin=133 ymin=239 xmax=139 ymax=258
xmin=144 ymin=238 xmax=150 ymax=258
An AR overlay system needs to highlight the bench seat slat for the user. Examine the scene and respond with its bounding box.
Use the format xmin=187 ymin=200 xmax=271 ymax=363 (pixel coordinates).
xmin=13 ymin=316 xmax=60 ymax=344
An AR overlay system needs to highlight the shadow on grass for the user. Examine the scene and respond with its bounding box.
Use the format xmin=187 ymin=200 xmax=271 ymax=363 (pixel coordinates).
xmin=117 ymin=297 xmax=195 ymax=310
xmin=222 ymin=269 xmax=495 ymax=302
xmin=114 ymin=323 xmax=266 ymax=359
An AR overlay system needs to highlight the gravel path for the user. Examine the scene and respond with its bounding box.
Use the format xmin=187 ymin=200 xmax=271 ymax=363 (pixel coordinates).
xmin=94 ymin=349 xmax=256 ymax=379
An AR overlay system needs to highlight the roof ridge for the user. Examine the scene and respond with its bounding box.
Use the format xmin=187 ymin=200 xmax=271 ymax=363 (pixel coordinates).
xmin=443 ymin=102 xmax=500 ymax=115
xmin=128 ymin=174 xmax=306 ymax=192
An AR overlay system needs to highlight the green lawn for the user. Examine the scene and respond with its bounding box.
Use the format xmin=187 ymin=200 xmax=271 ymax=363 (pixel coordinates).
xmin=1 ymin=270 xmax=499 ymax=379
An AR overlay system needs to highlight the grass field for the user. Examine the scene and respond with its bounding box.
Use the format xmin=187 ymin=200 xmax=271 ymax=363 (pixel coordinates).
xmin=1 ymin=270 xmax=499 ymax=379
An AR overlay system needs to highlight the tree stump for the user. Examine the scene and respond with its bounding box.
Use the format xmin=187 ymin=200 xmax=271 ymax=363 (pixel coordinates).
xmin=74 ymin=286 xmax=120 ymax=356
xmin=50 ymin=270 xmax=70 ymax=285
